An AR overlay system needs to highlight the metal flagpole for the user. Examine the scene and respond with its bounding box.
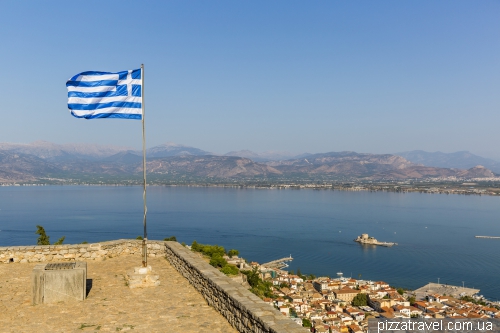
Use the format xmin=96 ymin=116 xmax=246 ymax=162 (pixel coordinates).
xmin=141 ymin=64 xmax=148 ymax=267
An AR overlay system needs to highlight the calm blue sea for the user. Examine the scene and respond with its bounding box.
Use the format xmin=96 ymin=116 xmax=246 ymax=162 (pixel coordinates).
xmin=1 ymin=186 xmax=499 ymax=300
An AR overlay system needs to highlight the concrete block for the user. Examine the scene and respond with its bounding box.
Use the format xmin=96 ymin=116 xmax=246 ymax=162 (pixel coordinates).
xmin=32 ymin=264 xmax=46 ymax=305
xmin=31 ymin=262 xmax=87 ymax=305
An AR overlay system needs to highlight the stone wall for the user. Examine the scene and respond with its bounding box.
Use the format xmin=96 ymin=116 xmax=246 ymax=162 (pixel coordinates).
xmin=164 ymin=241 xmax=308 ymax=333
xmin=0 ymin=239 xmax=165 ymax=264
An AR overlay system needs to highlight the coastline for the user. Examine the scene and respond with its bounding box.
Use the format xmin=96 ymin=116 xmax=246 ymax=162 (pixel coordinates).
xmin=1 ymin=181 xmax=500 ymax=196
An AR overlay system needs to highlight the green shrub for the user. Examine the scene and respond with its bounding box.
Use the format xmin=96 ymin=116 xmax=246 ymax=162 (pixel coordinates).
xmin=460 ymin=295 xmax=487 ymax=306
xmin=209 ymin=254 xmax=227 ymax=268
xmin=242 ymin=267 xmax=260 ymax=288
xmin=35 ymin=225 xmax=65 ymax=245
xmin=241 ymin=267 xmax=274 ymax=298
xmin=164 ymin=236 xmax=177 ymax=241
xmin=221 ymin=264 xmax=239 ymax=276
xmin=203 ymin=245 xmax=225 ymax=258
xmin=191 ymin=240 xmax=200 ymax=251
xmin=227 ymin=249 xmax=239 ymax=258
xmin=191 ymin=241 xmax=225 ymax=258
xmin=53 ymin=236 xmax=65 ymax=245
xmin=352 ymin=293 xmax=368 ymax=306
xmin=190 ymin=241 xmax=243 ymax=279
xmin=35 ymin=225 xmax=50 ymax=245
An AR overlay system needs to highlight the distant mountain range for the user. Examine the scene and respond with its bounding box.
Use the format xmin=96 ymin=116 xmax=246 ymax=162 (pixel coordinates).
xmin=224 ymin=150 xmax=310 ymax=162
xmin=0 ymin=140 xmax=131 ymax=161
xmin=396 ymin=150 xmax=500 ymax=174
xmin=0 ymin=151 xmax=60 ymax=182
xmin=0 ymin=141 xmax=213 ymax=160
xmin=266 ymin=152 xmax=496 ymax=179
xmin=147 ymin=142 xmax=212 ymax=158
xmin=0 ymin=141 xmax=498 ymax=183
xmin=146 ymin=155 xmax=281 ymax=178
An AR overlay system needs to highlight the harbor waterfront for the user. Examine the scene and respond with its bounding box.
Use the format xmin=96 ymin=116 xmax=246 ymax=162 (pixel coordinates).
xmin=1 ymin=185 xmax=500 ymax=301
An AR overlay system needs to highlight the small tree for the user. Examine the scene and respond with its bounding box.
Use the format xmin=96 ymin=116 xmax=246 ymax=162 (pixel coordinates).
xmin=242 ymin=267 xmax=260 ymax=288
xmin=164 ymin=236 xmax=177 ymax=241
xmin=54 ymin=236 xmax=65 ymax=245
xmin=36 ymin=225 xmax=65 ymax=245
xmin=352 ymin=293 xmax=368 ymax=306
xmin=227 ymin=249 xmax=239 ymax=258
xmin=191 ymin=240 xmax=200 ymax=251
xmin=36 ymin=225 xmax=50 ymax=245
xmin=302 ymin=318 xmax=312 ymax=327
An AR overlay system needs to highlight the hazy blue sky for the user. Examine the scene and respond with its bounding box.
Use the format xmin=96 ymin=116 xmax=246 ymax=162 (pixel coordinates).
xmin=1 ymin=1 xmax=499 ymax=159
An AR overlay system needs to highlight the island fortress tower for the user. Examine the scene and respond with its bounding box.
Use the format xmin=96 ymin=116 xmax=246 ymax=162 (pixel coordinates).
xmin=354 ymin=233 xmax=397 ymax=247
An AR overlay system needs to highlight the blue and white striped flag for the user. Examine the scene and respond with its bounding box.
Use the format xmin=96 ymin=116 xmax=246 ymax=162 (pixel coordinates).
xmin=66 ymin=69 xmax=142 ymax=120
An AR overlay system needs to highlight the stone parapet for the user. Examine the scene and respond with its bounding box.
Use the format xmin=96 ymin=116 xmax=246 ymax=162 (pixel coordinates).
xmin=164 ymin=241 xmax=308 ymax=333
xmin=0 ymin=239 xmax=165 ymax=264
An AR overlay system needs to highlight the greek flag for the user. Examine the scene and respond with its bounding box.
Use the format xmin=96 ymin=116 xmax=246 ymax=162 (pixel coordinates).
xmin=66 ymin=69 xmax=142 ymax=120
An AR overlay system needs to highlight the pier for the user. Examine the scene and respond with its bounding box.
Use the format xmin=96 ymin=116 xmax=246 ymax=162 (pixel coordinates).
xmin=261 ymin=255 xmax=293 ymax=269
xmin=414 ymin=283 xmax=480 ymax=301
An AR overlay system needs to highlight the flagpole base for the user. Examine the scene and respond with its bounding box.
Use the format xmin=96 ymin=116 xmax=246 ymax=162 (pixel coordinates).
xmin=126 ymin=265 xmax=160 ymax=289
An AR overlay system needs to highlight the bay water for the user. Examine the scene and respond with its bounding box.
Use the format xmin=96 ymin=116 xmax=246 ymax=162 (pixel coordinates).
xmin=1 ymin=186 xmax=499 ymax=300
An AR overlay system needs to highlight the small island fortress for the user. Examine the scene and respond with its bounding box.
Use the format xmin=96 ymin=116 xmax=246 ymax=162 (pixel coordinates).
xmin=354 ymin=233 xmax=397 ymax=247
